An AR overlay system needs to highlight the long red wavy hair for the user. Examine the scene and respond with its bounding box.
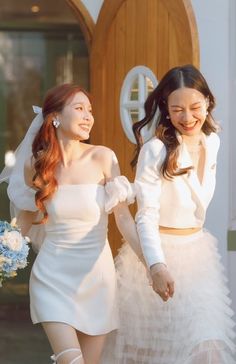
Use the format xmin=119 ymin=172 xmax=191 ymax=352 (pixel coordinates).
xmin=32 ymin=83 xmax=90 ymax=224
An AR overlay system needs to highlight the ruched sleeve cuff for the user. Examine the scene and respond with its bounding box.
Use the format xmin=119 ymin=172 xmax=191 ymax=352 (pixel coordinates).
xmin=104 ymin=175 xmax=135 ymax=213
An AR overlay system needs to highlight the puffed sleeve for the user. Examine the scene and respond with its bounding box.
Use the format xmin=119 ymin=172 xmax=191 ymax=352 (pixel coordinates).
xmin=7 ymin=175 xmax=38 ymax=211
xmin=135 ymin=137 xmax=166 ymax=268
xmin=7 ymin=175 xmax=45 ymax=253
xmin=104 ymin=175 xmax=135 ymax=213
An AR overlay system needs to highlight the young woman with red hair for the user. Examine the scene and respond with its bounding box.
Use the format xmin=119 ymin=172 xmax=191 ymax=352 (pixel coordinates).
xmin=0 ymin=84 xmax=143 ymax=364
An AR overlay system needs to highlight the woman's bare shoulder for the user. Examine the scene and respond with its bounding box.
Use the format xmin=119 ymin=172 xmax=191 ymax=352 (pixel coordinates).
xmin=85 ymin=144 xmax=115 ymax=161
xmin=87 ymin=144 xmax=119 ymax=177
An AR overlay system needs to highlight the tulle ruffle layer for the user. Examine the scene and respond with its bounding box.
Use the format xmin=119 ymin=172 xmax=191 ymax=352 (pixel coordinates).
xmin=102 ymin=230 xmax=236 ymax=363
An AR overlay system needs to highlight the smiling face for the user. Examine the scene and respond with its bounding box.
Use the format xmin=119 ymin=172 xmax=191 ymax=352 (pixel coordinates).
xmin=57 ymin=91 xmax=94 ymax=141
xmin=167 ymin=87 xmax=208 ymax=136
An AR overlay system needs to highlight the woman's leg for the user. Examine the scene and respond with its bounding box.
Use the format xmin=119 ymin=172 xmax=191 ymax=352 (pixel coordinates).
xmin=42 ymin=322 xmax=107 ymax=364
xmin=190 ymin=339 xmax=230 ymax=364
xmin=42 ymin=322 xmax=84 ymax=364
xmin=77 ymin=330 xmax=107 ymax=364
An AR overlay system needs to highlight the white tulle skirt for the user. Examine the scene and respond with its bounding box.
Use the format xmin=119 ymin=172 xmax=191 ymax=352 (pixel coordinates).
xmin=102 ymin=229 xmax=236 ymax=363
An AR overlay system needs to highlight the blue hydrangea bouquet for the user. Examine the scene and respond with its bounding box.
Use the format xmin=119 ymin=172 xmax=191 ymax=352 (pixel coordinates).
xmin=0 ymin=218 xmax=30 ymax=287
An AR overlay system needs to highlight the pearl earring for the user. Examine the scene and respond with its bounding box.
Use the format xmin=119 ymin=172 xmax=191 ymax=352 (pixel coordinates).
xmin=166 ymin=115 xmax=170 ymax=119
xmin=52 ymin=118 xmax=60 ymax=128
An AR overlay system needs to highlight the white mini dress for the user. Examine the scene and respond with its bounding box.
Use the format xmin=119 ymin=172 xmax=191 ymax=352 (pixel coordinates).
xmin=28 ymin=176 xmax=134 ymax=335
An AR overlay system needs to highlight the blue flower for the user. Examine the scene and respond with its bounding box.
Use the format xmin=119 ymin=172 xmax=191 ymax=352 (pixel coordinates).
xmin=0 ymin=220 xmax=30 ymax=286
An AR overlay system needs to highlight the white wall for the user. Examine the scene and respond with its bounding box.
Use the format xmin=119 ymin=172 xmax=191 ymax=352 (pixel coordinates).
xmin=191 ymin=0 xmax=236 ymax=313
xmin=192 ymin=0 xmax=230 ymax=263
xmin=229 ymin=0 xmax=236 ymax=230
xmin=228 ymin=0 xmax=236 ymax=312
xmin=80 ymin=0 xmax=103 ymax=22
xmin=81 ymin=0 xmax=236 ymax=309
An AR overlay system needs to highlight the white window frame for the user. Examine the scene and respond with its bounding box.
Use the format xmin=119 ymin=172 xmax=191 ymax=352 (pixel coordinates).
xmin=120 ymin=66 xmax=158 ymax=144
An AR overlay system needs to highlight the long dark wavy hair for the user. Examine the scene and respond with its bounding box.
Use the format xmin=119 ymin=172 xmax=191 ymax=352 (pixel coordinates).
xmin=32 ymin=83 xmax=90 ymax=224
xmin=131 ymin=64 xmax=218 ymax=178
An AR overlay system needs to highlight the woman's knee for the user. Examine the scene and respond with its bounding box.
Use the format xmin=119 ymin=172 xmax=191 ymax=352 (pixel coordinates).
xmin=51 ymin=348 xmax=84 ymax=364
xmin=42 ymin=322 xmax=83 ymax=364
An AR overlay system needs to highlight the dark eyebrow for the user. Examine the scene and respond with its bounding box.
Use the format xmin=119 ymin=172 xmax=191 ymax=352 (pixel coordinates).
xmin=72 ymin=102 xmax=92 ymax=108
xmin=170 ymin=101 xmax=202 ymax=108
xmin=190 ymin=102 xmax=202 ymax=106
xmin=170 ymin=105 xmax=183 ymax=108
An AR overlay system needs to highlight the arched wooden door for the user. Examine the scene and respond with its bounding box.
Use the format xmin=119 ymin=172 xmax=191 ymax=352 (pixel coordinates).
xmin=90 ymin=0 xmax=199 ymax=255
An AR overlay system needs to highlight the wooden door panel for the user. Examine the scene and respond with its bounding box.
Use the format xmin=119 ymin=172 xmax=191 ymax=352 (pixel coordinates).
xmin=90 ymin=0 xmax=199 ymax=255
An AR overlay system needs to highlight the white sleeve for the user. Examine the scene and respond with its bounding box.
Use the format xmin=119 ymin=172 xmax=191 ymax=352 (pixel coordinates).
xmin=7 ymin=176 xmax=38 ymax=211
xmin=135 ymin=138 xmax=166 ymax=268
xmin=104 ymin=175 xmax=135 ymax=213
xmin=7 ymin=170 xmax=45 ymax=253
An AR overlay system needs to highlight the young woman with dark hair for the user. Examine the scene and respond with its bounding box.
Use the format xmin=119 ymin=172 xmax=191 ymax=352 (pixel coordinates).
xmin=102 ymin=65 xmax=236 ymax=363
xmin=0 ymin=84 xmax=144 ymax=364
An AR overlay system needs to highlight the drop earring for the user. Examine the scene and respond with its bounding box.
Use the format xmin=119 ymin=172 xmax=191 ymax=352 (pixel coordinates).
xmin=52 ymin=118 xmax=60 ymax=128
xmin=166 ymin=115 xmax=170 ymax=119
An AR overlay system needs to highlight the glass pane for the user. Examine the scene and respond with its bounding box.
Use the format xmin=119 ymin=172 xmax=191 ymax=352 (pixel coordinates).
xmin=0 ymin=0 xmax=78 ymax=26
xmin=146 ymin=76 xmax=155 ymax=97
xmin=0 ymin=1 xmax=89 ymax=306
xmin=129 ymin=108 xmax=139 ymax=123
xmin=130 ymin=77 xmax=139 ymax=100
xmin=0 ymin=29 xmax=89 ymax=166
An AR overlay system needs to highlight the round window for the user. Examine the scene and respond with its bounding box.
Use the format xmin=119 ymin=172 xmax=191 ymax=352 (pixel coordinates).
xmin=120 ymin=66 xmax=158 ymax=144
